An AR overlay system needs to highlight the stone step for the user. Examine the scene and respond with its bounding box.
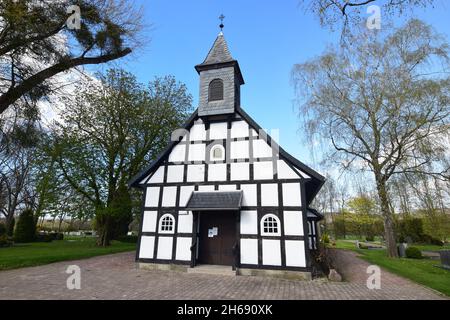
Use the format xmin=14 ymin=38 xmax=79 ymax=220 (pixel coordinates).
xmin=187 ymin=265 xmax=236 ymax=276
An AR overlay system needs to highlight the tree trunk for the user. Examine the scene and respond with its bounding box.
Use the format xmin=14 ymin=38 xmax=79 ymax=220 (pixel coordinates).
xmin=97 ymin=225 xmax=111 ymax=247
xmin=5 ymin=215 xmax=15 ymax=236
xmin=96 ymin=214 xmax=112 ymax=247
xmin=375 ymin=174 xmax=398 ymax=258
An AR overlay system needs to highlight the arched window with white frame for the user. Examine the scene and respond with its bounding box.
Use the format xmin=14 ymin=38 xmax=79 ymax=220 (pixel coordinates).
xmin=158 ymin=213 xmax=175 ymax=234
xmin=261 ymin=214 xmax=281 ymax=236
xmin=210 ymin=144 xmax=225 ymax=161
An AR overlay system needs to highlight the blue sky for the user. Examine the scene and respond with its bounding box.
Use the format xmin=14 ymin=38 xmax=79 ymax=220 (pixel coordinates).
xmin=119 ymin=0 xmax=449 ymax=171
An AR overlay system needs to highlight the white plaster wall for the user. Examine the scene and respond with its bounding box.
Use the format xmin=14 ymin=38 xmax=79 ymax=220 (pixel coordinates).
xmin=253 ymin=139 xmax=273 ymax=158
xmin=277 ymin=160 xmax=300 ymax=179
xmin=145 ymin=187 xmax=160 ymax=207
xmin=240 ymin=211 xmax=258 ymax=234
xmin=198 ymin=185 xmax=215 ymax=192
xmin=169 ymin=144 xmax=186 ymax=163
xmin=142 ymin=211 xmax=158 ymax=232
xmin=190 ymin=123 xmax=206 ymax=141
xmin=157 ymin=236 xmax=173 ymax=260
xmin=262 ymin=239 xmax=282 ymax=266
xmin=230 ymin=140 xmax=249 ymax=159
xmin=187 ymin=164 xmax=205 ymax=182
xmin=240 ymin=238 xmax=258 ymax=264
xmin=179 ymin=186 xmax=195 ymax=207
xmin=208 ymin=163 xmax=227 ymax=181
xmin=219 ymin=184 xmax=236 ymax=191
xmin=230 ymin=162 xmax=249 ymax=180
xmin=188 ymin=144 xmax=205 ymax=162
xmin=177 ymin=211 xmax=193 ymax=233
xmin=162 ymin=186 xmax=177 ymax=207
xmin=209 ymin=122 xmax=228 ymax=140
xmin=241 ymin=184 xmax=257 ymax=206
xmin=147 ymin=166 xmax=164 ymax=183
xmin=283 ymin=211 xmax=304 ymax=236
xmin=282 ymin=183 xmax=302 ymax=206
xmin=261 ymin=184 xmax=278 ymax=206
xmin=167 ymin=165 xmax=184 ymax=183
xmin=285 ymin=240 xmax=306 ymax=267
xmin=253 ymin=161 xmax=273 ymax=180
xmin=176 ymin=237 xmax=192 ymax=261
xmin=139 ymin=236 xmax=155 ymax=259
xmin=231 ymin=121 xmax=249 ymax=138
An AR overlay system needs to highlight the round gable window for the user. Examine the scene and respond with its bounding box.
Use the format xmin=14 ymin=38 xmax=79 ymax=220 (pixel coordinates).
xmin=210 ymin=144 xmax=225 ymax=161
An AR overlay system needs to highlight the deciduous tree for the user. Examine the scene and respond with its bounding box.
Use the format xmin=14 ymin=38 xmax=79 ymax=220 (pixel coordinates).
xmin=0 ymin=0 xmax=143 ymax=114
xmin=54 ymin=69 xmax=192 ymax=246
xmin=292 ymin=19 xmax=450 ymax=257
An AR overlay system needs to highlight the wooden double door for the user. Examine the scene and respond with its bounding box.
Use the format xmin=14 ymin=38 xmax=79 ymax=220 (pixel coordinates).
xmin=198 ymin=211 xmax=237 ymax=266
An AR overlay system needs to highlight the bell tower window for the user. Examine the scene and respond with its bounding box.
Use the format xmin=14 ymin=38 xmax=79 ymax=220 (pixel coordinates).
xmin=209 ymin=79 xmax=224 ymax=101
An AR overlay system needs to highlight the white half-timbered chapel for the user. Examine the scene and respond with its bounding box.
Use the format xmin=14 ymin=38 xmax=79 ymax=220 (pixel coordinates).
xmin=129 ymin=29 xmax=325 ymax=278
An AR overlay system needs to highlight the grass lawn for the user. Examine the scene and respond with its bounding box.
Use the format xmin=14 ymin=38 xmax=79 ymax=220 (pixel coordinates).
xmin=334 ymin=240 xmax=450 ymax=297
xmin=0 ymin=237 xmax=136 ymax=271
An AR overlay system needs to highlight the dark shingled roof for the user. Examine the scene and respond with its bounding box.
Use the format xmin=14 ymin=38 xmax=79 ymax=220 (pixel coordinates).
xmin=198 ymin=32 xmax=234 ymax=66
xmin=307 ymin=208 xmax=324 ymax=221
xmin=185 ymin=191 xmax=243 ymax=211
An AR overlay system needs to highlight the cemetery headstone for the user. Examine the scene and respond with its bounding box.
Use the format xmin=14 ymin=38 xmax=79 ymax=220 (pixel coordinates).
xmin=398 ymin=243 xmax=408 ymax=258
xmin=439 ymin=250 xmax=450 ymax=270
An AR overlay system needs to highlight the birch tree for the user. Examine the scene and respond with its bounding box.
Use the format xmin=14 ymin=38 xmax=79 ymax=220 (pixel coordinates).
xmin=292 ymin=19 xmax=450 ymax=257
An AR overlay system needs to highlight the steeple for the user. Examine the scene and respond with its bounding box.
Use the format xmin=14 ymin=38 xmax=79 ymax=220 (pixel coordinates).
xmin=198 ymin=32 xmax=234 ymax=66
xmin=195 ymin=30 xmax=244 ymax=117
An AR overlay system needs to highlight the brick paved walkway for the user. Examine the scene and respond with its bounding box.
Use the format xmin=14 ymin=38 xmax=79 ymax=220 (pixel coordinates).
xmin=0 ymin=251 xmax=446 ymax=300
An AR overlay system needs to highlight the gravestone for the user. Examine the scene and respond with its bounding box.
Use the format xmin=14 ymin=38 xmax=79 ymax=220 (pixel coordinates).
xmin=439 ymin=250 xmax=450 ymax=270
xmin=398 ymin=243 xmax=408 ymax=258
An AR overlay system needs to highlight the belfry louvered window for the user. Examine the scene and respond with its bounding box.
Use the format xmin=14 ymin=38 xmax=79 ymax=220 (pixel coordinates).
xmin=209 ymin=79 xmax=224 ymax=101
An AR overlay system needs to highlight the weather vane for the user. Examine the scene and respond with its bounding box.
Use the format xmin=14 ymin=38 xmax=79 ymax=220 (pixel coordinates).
xmin=219 ymin=14 xmax=225 ymax=31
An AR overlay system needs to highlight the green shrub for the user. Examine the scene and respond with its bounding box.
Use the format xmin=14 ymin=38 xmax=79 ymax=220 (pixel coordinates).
xmin=116 ymin=235 xmax=138 ymax=243
xmin=396 ymin=217 xmax=424 ymax=243
xmin=0 ymin=234 xmax=13 ymax=247
xmin=13 ymin=209 xmax=36 ymax=243
xmin=365 ymin=235 xmax=374 ymax=242
xmin=321 ymin=233 xmax=330 ymax=244
xmin=429 ymin=237 xmax=444 ymax=246
xmin=35 ymin=233 xmax=53 ymax=242
xmin=405 ymin=246 xmax=423 ymax=259
xmin=420 ymin=234 xmax=443 ymax=246
xmin=46 ymin=232 xmax=63 ymax=241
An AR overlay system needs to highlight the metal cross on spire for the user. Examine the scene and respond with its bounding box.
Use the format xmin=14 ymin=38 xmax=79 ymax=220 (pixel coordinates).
xmin=219 ymin=14 xmax=225 ymax=31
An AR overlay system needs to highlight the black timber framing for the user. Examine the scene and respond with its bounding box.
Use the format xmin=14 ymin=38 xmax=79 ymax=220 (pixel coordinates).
xmin=132 ymin=108 xmax=325 ymax=271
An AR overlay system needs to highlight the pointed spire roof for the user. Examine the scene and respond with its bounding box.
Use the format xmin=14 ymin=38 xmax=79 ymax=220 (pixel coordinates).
xmin=199 ymin=32 xmax=234 ymax=65
xmin=195 ymin=32 xmax=244 ymax=85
